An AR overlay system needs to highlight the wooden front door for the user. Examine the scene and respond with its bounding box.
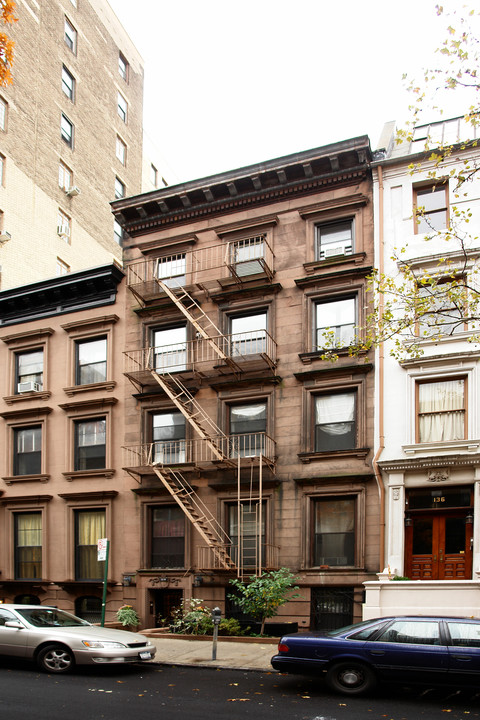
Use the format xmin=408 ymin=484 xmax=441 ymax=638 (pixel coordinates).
xmin=405 ymin=512 xmax=472 ymax=580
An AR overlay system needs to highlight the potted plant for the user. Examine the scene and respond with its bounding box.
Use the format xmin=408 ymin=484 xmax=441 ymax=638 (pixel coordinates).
xmin=116 ymin=604 xmax=140 ymax=630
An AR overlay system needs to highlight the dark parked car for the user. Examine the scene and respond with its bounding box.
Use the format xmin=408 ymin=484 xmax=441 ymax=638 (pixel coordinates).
xmin=271 ymin=615 xmax=480 ymax=695
xmin=0 ymin=604 xmax=156 ymax=673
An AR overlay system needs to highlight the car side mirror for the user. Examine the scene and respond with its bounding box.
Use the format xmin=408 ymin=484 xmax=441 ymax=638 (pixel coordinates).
xmin=4 ymin=621 xmax=24 ymax=629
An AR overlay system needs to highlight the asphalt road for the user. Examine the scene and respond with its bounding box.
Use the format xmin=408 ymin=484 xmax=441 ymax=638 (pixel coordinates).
xmin=1 ymin=658 xmax=480 ymax=720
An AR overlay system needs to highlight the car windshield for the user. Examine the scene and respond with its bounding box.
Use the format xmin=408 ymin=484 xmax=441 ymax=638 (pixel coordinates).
xmin=16 ymin=608 xmax=91 ymax=628
xmin=327 ymin=619 xmax=384 ymax=638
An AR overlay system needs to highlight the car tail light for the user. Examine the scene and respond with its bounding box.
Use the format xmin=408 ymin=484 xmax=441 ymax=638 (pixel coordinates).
xmin=278 ymin=643 xmax=290 ymax=653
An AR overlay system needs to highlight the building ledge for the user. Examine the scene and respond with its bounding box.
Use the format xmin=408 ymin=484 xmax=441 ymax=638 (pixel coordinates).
xmin=63 ymin=381 xmax=116 ymax=397
xmin=3 ymin=474 xmax=50 ymax=485
xmin=3 ymin=390 xmax=52 ymax=405
xmin=298 ymin=448 xmax=370 ymax=464
xmin=62 ymin=469 xmax=115 ymax=482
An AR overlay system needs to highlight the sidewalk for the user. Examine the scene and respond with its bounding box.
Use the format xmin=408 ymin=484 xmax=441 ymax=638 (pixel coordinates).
xmin=146 ymin=633 xmax=278 ymax=672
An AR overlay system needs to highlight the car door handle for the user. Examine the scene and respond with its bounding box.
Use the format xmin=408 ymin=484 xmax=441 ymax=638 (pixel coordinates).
xmin=452 ymin=655 xmax=472 ymax=661
xmin=369 ymin=650 xmax=385 ymax=656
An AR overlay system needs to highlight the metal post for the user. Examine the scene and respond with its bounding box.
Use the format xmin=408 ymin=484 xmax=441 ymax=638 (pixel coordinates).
xmin=211 ymin=606 xmax=221 ymax=660
xmin=100 ymin=540 xmax=110 ymax=627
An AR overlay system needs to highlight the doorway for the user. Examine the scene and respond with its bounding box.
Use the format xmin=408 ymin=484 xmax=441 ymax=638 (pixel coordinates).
xmin=152 ymin=589 xmax=182 ymax=627
xmin=405 ymin=487 xmax=473 ymax=581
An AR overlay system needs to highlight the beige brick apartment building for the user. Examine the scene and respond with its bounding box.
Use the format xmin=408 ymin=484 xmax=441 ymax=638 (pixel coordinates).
xmin=0 ymin=0 xmax=144 ymax=290
xmin=111 ymin=138 xmax=380 ymax=629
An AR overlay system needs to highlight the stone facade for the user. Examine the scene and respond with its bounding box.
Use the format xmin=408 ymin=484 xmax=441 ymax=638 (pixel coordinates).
xmin=113 ymin=139 xmax=379 ymax=629
xmin=0 ymin=0 xmax=144 ymax=290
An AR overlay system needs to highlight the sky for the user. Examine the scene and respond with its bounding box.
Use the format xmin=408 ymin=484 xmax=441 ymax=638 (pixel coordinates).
xmin=107 ymin=0 xmax=475 ymax=185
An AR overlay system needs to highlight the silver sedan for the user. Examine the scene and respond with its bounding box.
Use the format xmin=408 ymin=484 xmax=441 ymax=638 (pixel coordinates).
xmin=0 ymin=604 xmax=156 ymax=673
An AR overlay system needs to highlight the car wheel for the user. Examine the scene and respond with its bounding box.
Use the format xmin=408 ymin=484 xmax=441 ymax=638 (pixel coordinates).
xmin=37 ymin=644 xmax=75 ymax=674
xmin=325 ymin=661 xmax=376 ymax=696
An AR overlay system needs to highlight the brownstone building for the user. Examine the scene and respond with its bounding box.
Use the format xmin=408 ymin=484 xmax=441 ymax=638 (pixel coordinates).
xmin=0 ymin=263 xmax=132 ymax=621
xmin=113 ymin=138 xmax=379 ymax=629
xmin=0 ymin=0 xmax=144 ymax=290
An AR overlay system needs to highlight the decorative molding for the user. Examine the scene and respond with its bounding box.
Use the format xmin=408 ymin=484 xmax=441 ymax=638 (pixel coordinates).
xmin=427 ymin=468 xmax=450 ymax=483
xmin=2 ymin=474 xmax=50 ymax=486
xmin=61 ymin=315 xmax=120 ymax=332
xmin=61 ymin=469 xmax=115 ymax=482
xmin=3 ymin=390 xmax=52 ymax=406
xmin=63 ymin=381 xmax=116 ymax=397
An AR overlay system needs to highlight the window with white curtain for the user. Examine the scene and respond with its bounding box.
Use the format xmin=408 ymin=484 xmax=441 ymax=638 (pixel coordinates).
xmin=416 ymin=377 xmax=466 ymax=443
xmin=315 ymin=392 xmax=356 ymax=451
xmin=75 ymin=509 xmax=105 ymax=580
xmin=152 ymin=411 xmax=186 ymax=464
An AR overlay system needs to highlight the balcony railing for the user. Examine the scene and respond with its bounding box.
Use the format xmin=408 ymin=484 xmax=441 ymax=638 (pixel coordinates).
xmin=122 ymin=433 xmax=276 ymax=473
xmin=123 ymin=330 xmax=277 ymax=387
xmin=197 ymin=542 xmax=280 ymax=573
xmin=126 ymin=236 xmax=275 ymax=304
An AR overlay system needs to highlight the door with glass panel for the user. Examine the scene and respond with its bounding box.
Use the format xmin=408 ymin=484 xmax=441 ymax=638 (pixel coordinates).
xmin=405 ymin=488 xmax=473 ymax=580
xmin=153 ymin=325 xmax=187 ymax=373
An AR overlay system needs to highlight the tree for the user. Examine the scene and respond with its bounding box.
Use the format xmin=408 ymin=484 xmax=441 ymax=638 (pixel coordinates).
xmin=228 ymin=568 xmax=300 ymax=636
xmin=0 ymin=1 xmax=17 ymax=87
xmin=351 ymin=4 xmax=480 ymax=360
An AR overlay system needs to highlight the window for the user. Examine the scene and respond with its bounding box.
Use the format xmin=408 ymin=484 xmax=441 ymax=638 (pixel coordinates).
xmin=75 ymin=337 xmax=107 ymax=385
xmin=0 ymin=96 xmax=6 ymax=130
xmin=153 ymin=411 xmax=186 ymax=464
xmin=15 ymin=512 xmax=42 ymax=579
xmin=150 ymin=505 xmax=185 ymax=568
xmin=230 ymin=312 xmax=267 ymax=356
xmin=75 ymin=597 xmax=102 ymax=624
xmin=61 ymin=114 xmax=74 ymax=148
xmin=316 ymin=219 xmax=354 ymax=260
xmin=57 ymin=209 xmax=71 ymax=241
xmin=0 ymin=153 xmax=4 ymax=185
xmin=156 ymin=254 xmax=186 ymax=288
xmin=14 ymin=426 xmax=42 ymax=475
xmin=75 ymin=509 xmax=105 ymax=580
xmin=228 ymin=500 xmax=265 ymax=569
xmin=74 ymin=418 xmax=106 ymax=470
xmin=153 ymin=325 xmax=187 ymax=372
xmin=376 ymin=620 xmax=440 ymax=645
xmin=313 ymin=497 xmax=355 ymax=566
xmin=416 ymin=276 xmax=465 ymax=337
xmin=16 ymin=349 xmax=43 ymax=392
xmin=447 ymin=622 xmax=480 ymax=648
xmin=150 ymin=164 xmax=157 ymax=186
xmin=57 ymin=258 xmax=70 ymax=276
xmin=64 ymin=17 xmax=77 ymax=53
xmin=230 ymin=235 xmax=265 ymax=277
xmin=416 ymin=377 xmax=466 ymax=443
xmin=315 ymin=298 xmax=356 ymax=350
xmin=414 ymin=184 xmax=448 ymax=234
xmin=116 ymin=135 xmax=126 ymax=165
xmin=117 ymin=92 xmax=127 ymax=123
xmin=314 ymin=392 xmax=356 ymax=451
xmin=114 ymin=220 xmax=123 ymax=244
xmin=61 ymin=66 xmax=75 ymax=101
xmin=230 ymin=402 xmax=267 ymax=457
xmin=118 ymin=52 xmax=128 ymax=81
xmin=114 ymin=176 xmax=125 ymax=199
xmin=58 ymin=161 xmax=72 ymax=191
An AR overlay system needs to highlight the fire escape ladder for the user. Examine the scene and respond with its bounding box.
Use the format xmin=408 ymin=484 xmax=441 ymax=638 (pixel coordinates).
xmin=148 ymin=367 xmax=234 ymax=464
xmin=155 ymin=278 xmax=242 ymax=374
xmin=152 ymin=464 xmax=236 ymax=571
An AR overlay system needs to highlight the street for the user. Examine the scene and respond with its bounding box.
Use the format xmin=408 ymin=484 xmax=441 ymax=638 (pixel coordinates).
xmin=1 ymin=659 xmax=480 ymax=720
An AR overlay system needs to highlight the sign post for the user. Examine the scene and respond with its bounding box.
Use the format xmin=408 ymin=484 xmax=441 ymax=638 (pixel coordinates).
xmin=97 ymin=538 xmax=109 ymax=627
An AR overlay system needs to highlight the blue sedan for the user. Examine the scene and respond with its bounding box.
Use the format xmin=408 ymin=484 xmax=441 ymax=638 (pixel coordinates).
xmin=271 ymin=615 xmax=480 ymax=695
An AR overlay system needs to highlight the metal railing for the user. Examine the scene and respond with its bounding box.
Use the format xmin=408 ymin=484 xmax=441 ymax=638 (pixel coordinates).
xmin=197 ymin=542 xmax=279 ymax=572
xmin=122 ymin=433 xmax=276 ymax=470
xmin=126 ymin=236 xmax=275 ymax=300
xmin=123 ymin=330 xmax=277 ymax=378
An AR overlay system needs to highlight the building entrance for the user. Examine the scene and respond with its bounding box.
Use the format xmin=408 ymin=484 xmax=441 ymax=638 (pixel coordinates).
xmin=405 ymin=487 xmax=473 ymax=580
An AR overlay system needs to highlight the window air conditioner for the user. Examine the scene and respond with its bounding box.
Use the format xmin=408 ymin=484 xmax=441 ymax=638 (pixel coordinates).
xmin=18 ymin=381 xmax=42 ymax=393
xmin=0 ymin=231 xmax=11 ymax=244
xmin=66 ymin=186 xmax=81 ymax=197
xmin=322 ymin=245 xmax=353 ymax=259
xmin=57 ymin=224 xmax=70 ymax=237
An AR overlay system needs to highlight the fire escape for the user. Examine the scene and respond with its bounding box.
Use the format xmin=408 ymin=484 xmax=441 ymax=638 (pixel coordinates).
xmin=123 ymin=238 xmax=278 ymax=577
